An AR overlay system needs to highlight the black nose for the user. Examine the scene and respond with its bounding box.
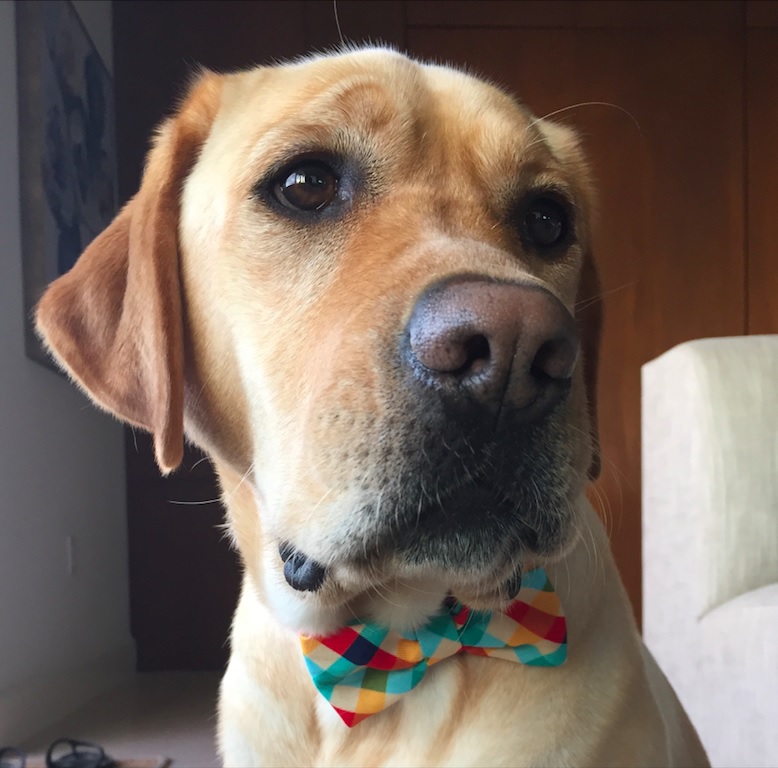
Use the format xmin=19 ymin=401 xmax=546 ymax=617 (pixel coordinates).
xmin=404 ymin=276 xmax=580 ymax=423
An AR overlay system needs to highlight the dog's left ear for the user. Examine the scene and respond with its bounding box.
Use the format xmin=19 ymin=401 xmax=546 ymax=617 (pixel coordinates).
xmin=576 ymin=249 xmax=602 ymax=480
xmin=36 ymin=72 xmax=222 ymax=473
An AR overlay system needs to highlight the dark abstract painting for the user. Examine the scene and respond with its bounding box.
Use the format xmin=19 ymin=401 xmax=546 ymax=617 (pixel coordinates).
xmin=17 ymin=0 xmax=117 ymax=368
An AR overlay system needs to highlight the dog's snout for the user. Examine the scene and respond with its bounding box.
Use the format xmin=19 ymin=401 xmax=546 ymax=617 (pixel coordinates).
xmin=405 ymin=277 xmax=580 ymax=421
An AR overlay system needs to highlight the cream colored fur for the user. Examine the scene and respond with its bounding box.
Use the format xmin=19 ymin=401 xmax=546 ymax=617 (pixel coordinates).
xmin=35 ymin=47 xmax=708 ymax=767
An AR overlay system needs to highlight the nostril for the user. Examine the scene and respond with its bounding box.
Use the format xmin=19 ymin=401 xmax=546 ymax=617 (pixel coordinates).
xmin=410 ymin=324 xmax=492 ymax=377
xmin=454 ymin=333 xmax=491 ymax=376
xmin=531 ymin=335 xmax=579 ymax=381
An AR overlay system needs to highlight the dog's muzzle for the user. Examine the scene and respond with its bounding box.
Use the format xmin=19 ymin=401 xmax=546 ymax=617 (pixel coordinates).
xmin=280 ymin=276 xmax=581 ymax=592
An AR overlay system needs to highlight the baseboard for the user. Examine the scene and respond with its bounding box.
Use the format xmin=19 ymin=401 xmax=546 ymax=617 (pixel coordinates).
xmin=0 ymin=641 xmax=136 ymax=744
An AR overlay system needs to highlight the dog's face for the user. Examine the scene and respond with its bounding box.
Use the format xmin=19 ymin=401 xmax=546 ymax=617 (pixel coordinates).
xmin=37 ymin=48 xmax=600 ymax=635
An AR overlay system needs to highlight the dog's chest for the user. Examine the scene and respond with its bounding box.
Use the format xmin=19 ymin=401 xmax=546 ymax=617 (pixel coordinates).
xmin=302 ymin=654 xmax=586 ymax=767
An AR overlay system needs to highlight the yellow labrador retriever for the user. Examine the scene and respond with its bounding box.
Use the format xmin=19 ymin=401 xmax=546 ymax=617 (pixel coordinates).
xmin=36 ymin=48 xmax=708 ymax=767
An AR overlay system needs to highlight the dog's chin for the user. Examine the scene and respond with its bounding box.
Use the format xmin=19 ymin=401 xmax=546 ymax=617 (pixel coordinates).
xmin=261 ymin=522 xmax=578 ymax=637
xmin=260 ymin=482 xmax=582 ymax=636
xmin=262 ymin=560 xmax=516 ymax=637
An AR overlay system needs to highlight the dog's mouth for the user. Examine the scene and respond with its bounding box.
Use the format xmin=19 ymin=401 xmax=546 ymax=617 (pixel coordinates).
xmin=392 ymin=481 xmax=543 ymax=566
xmin=277 ymin=473 xmax=567 ymax=605
xmin=279 ymin=536 xmax=526 ymax=608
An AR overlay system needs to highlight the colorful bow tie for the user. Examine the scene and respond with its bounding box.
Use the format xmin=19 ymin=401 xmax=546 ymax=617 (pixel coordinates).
xmin=300 ymin=567 xmax=567 ymax=727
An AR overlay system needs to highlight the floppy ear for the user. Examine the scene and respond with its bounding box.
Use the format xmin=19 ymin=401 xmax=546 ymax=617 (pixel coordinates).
xmin=36 ymin=73 xmax=222 ymax=473
xmin=576 ymin=250 xmax=602 ymax=481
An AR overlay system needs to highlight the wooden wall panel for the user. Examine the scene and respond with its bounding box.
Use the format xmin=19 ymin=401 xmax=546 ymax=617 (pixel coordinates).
xmin=409 ymin=26 xmax=746 ymax=621
xmin=304 ymin=0 xmax=405 ymax=50
xmin=114 ymin=0 xmax=307 ymax=199
xmin=407 ymin=1 xmax=741 ymax=28
xmin=747 ymin=30 xmax=778 ymax=334
xmin=747 ymin=0 xmax=778 ymax=26
xmin=125 ymin=435 xmax=238 ymax=671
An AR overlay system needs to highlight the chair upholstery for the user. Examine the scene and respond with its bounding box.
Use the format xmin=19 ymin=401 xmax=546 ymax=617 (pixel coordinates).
xmin=642 ymin=335 xmax=778 ymax=768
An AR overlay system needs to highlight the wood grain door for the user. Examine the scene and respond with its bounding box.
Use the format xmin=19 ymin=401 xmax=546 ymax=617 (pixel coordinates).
xmin=747 ymin=5 xmax=778 ymax=334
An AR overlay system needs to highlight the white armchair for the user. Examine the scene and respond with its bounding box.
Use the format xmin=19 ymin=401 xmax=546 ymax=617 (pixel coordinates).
xmin=642 ymin=335 xmax=778 ymax=768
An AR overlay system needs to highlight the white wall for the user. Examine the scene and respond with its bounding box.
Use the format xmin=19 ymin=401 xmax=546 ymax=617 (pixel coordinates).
xmin=0 ymin=0 xmax=134 ymax=743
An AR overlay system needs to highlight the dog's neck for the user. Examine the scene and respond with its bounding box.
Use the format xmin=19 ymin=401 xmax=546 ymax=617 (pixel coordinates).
xmin=544 ymin=496 xmax=629 ymax=642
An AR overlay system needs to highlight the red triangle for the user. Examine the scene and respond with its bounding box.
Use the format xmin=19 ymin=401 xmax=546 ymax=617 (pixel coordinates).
xmin=333 ymin=706 xmax=358 ymax=727
xmin=322 ymin=627 xmax=361 ymax=655
xmin=545 ymin=616 xmax=567 ymax=644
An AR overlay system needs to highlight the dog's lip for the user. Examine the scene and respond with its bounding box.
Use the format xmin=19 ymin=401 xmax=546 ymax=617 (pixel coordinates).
xmin=277 ymin=497 xmax=531 ymax=602
xmin=275 ymin=538 xmax=528 ymax=617
xmin=279 ymin=542 xmax=328 ymax=592
xmin=502 ymin=565 xmax=523 ymax=601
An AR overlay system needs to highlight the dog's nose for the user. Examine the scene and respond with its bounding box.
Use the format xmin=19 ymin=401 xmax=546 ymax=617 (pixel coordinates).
xmin=405 ymin=276 xmax=580 ymax=422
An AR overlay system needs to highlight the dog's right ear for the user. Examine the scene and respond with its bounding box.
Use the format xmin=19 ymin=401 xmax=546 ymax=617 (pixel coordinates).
xmin=36 ymin=72 xmax=222 ymax=474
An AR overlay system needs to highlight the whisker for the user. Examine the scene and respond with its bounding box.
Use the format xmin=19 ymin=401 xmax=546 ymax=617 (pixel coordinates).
xmin=333 ymin=0 xmax=346 ymax=46
xmin=224 ymin=461 xmax=256 ymax=503
xmin=370 ymin=582 xmax=406 ymax=610
xmin=190 ymin=454 xmax=211 ymax=470
xmin=575 ymin=281 xmax=637 ymax=312
xmin=168 ymin=498 xmax=220 ymax=506
xmin=530 ymin=101 xmax=643 ymax=138
xmin=394 ymin=578 xmax=444 ymax=598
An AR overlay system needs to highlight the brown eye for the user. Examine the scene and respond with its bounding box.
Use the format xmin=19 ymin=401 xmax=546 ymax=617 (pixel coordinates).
xmin=274 ymin=161 xmax=339 ymax=211
xmin=520 ymin=196 xmax=571 ymax=253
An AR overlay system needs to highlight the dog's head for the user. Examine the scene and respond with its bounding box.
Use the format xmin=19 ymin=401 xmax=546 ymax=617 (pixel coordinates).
xmin=37 ymin=48 xmax=601 ymax=634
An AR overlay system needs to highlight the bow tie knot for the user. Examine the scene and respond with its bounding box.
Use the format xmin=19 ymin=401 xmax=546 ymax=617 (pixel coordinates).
xmin=301 ymin=568 xmax=567 ymax=727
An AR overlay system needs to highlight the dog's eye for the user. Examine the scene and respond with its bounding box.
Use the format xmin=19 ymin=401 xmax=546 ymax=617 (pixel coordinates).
xmin=521 ymin=197 xmax=570 ymax=252
xmin=273 ymin=161 xmax=339 ymax=211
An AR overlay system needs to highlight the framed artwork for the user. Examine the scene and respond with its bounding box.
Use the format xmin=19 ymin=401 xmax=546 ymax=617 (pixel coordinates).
xmin=16 ymin=0 xmax=117 ymax=370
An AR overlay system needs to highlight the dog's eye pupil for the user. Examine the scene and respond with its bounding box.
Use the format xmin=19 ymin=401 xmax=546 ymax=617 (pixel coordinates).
xmin=274 ymin=162 xmax=338 ymax=211
xmin=522 ymin=198 xmax=568 ymax=250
